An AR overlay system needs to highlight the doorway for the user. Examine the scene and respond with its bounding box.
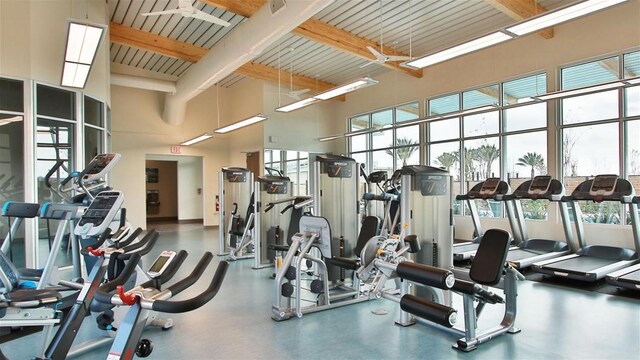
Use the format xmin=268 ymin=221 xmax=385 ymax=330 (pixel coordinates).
xmin=246 ymin=151 xmax=260 ymax=176
xmin=145 ymin=155 xmax=204 ymax=228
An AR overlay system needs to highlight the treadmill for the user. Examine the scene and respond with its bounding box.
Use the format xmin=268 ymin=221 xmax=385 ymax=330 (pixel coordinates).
xmin=605 ymin=195 xmax=640 ymax=290
xmin=453 ymin=178 xmax=519 ymax=262
xmin=533 ymin=175 xmax=639 ymax=282
xmin=502 ymin=176 xmax=572 ymax=269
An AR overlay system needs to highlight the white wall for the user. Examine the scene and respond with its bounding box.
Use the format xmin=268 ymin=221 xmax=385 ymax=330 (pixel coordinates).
xmin=324 ymin=0 xmax=640 ymax=248
xmin=110 ymin=85 xmax=229 ymax=228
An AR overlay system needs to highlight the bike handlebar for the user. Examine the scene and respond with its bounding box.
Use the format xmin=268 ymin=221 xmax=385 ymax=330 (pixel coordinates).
xmin=94 ymin=253 xmax=142 ymax=305
xmin=116 ymin=227 xmax=143 ymax=249
xmin=117 ymin=230 xmax=158 ymax=260
xmin=81 ymin=229 xmax=112 ymax=256
xmin=164 ymin=252 xmax=212 ymax=297
xmin=152 ymin=259 xmax=228 ymax=313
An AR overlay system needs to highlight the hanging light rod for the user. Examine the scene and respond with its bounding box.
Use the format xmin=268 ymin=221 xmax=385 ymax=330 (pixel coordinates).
xmin=533 ymin=76 xmax=640 ymax=101
xmin=180 ymin=133 xmax=213 ymax=146
xmin=214 ymin=114 xmax=268 ymax=134
xmin=61 ymin=21 xmax=106 ymax=88
xmin=275 ymin=77 xmax=379 ymax=113
xmin=0 ymin=116 xmax=23 ymax=127
xmin=318 ymin=134 xmax=344 ymax=142
xmin=404 ymin=0 xmax=629 ymax=70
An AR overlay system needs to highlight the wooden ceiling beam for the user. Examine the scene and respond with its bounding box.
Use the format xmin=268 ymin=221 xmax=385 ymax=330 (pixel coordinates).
xmin=199 ymin=0 xmax=266 ymax=18
xmin=110 ymin=22 xmax=207 ymax=63
xmin=109 ymin=23 xmax=344 ymax=99
xmin=292 ymin=19 xmax=422 ymax=78
xmin=484 ymin=0 xmax=554 ymax=39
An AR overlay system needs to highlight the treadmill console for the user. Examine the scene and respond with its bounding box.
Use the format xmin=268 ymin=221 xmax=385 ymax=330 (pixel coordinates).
xmin=479 ymin=178 xmax=501 ymax=196
xmin=589 ymin=175 xmax=618 ymax=197
xmin=83 ymin=154 xmax=121 ymax=182
xmin=75 ymin=191 xmax=124 ymax=237
xmin=528 ymin=176 xmax=552 ymax=195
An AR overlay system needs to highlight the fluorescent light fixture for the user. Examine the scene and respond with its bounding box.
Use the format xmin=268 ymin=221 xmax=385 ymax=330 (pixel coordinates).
xmin=345 ymin=128 xmax=373 ymax=137
xmin=506 ymin=0 xmax=628 ymax=37
xmin=180 ymin=133 xmax=213 ymax=146
xmin=275 ymin=97 xmax=321 ymax=112
xmin=214 ymin=114 xmax=268 ymax=134
xmin=314 ymin=77 xmax=378 ymax=100
xmin=318 ymin=134 xmax=343 ymax=142
xmin=0 ymin=116 xmax=23 ymax=127
xmin=405 ymin=32 xmax=513 ymax=69
xmin=623 ymin=77 xmax=640 ymax=85
xmin=534 ymin=81 xmax=625 ymax=101
xmin=61 ymin=21 xmax=105 ymax=88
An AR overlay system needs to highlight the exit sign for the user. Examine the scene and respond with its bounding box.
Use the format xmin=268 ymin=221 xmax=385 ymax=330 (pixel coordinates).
xmin=171 ymin=146 xmax=181 ymax=154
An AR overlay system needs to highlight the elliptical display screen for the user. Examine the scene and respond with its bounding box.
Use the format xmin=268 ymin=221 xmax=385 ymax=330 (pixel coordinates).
xmin=528 ymin=176 xmax=552 ymax=195
xmin=264 ymin=182 xmax=288 ymax=194
xmin=322 ymin=161 xmax=352 ymax=178
xmin=589 ymin=175 xmax=618 ymax=196
xmin=480 ymin=178 xmax=501 ymax=195
xmin=83 ymin=154 xmax=121 ymax=181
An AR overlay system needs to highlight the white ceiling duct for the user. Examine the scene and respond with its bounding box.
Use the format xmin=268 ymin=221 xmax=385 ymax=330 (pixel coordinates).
xmin=111 ymin=73 xmax=176 ymax=93
xmin=163 ymin=0 xmax=335 ymax=125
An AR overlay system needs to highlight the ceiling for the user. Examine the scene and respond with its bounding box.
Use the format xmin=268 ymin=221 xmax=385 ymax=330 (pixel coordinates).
xmin=108 ymin=0 xmax=577 ymax=91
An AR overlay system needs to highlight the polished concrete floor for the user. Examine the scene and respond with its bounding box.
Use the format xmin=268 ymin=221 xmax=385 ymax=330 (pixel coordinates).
xmin=3 ymin=224 xmax=640 ymax=359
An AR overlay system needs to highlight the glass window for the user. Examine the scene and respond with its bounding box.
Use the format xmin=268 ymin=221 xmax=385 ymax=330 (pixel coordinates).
xmin=463 ymin=84 xmax=499 ymax=109
xmin=37 ymin=84 xmax=75 ymax=120
xmin=429 ymin=93 xmax=459 ymax=116
xmin=0 ymin=78 xmax=24 ymax=112
xmin=264 ymin=149 xmax=272 ymax=164
xmin=624 ymin=51 xmax=640 ymax=78
xmin=286 ymin=150 xmax=298 ymax=161
xmin=372 ymin=109 xmax=393 ymax=128
xmin=36 ymin=119 xmax=74 ymax=182
xmin=106 ymin=106 xmax=111 ymax=132
xmin=395 ymin=146 xmax=419 ymax=168
xmin=628 ymin=120 xmax=640 ymax=176
xmin=561 ymin=90 xmax=619 ymax=124
xmin=396 ymin=124 xmax=419 ymax=144
xmin=562 ymin=123 xmax=619 ymax=193
xmin=84 ymin=127 xmax=103 ymax=166
xmin=429 ymin=117 xmax=459 ymax=142
xmin=429 ymin=141 xmax=460 ymax=177
xmin=371 ymin=149 xmax=393 ymax=174
xmin=626 ymin=86 xmax=640 ymax=117
xmin=396 ymin=102 xmax=419 ymax=122
xmin=464 ymin=137 xmax=500 ymax=181
xmin=0 ymin=114 xmax=25 ymax=202
xmin=562 ymin=56 xmax=619 ymax=90
xmin=463 ymin=111 xmax=499 ymax=137
xmin=504 ymin=103 xmax=546 ymax=132
xmin=272 ymin=150 xmax=281 ymax=162
xmin=351 ymin=134 xmax=367 ymax=152
xmin=350 ymin=114 xmax=369 ymax=131
xmin=84 ymin=96 xmax=103 ymax=127
xmin=503 ymin=73 xmax=547 ymax=105
xmin=504 ymin=131 xmax=547 ymax=179
xmin=371 ymin=128 xmax=393 ymax=150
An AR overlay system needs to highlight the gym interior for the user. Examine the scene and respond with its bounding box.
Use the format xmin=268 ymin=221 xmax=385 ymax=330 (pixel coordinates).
xmin=0 ymin=0 xmax=639 ymax=359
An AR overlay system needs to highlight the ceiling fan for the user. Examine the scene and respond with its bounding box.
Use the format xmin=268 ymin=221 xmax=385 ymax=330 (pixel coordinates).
xmin=141 ymin=0 xmax=231 ymax=27
xmin=286 ymin=88 xmax=311 ymax=100
xmin=361 ymin=46 xmax=412 ymax=67
xmin=361 ymin=0 xmax=413 ymax=68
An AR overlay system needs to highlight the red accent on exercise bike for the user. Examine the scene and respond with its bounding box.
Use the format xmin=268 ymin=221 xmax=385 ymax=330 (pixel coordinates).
xmin=117 ymin=285 xmax=139 ymax=305
xmin=88 ymin=247 xmax=104 ymax=256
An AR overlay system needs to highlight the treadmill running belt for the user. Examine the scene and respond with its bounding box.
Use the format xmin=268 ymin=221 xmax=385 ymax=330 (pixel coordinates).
xmin=542 ymin=256 xmax=618 ymax=274
xmin=506 ymin=248 xmax=548 ymax=262
xmin=619 ymin=269 xmax=640 ymax=282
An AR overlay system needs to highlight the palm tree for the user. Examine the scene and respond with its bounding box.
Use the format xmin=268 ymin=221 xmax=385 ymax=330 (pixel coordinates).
xmin=436 ymin=152 xmax=457 ymax=171
xmin=473 ymin=144 xmax=499 ymax=179
xmin=385 ymin=137 xmax=418 ymax=167
xmin=454 ymin=148 xmax=477 ymax=180
xmin=516 ymin=152 xmax=545 ymax=179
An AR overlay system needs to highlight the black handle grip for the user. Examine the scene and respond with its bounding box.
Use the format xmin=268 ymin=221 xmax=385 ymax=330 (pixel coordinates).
xmin=116 ymin=227 xmax=144 ymax=248
xmin=118 ymin=230 xmax=158 ymax=260
xmin=94 ymin=253 xmax=141 ymax=305
xmin=231 ymin=203 xmax=238 ymax=215
xmin=164 ymin=252 xmax=213 ymax=296
xmin=152 ymin=260 xmax=228 ymax=314
xmin=80 ymin=228 xmax=113 ymax=256
xmin=280 ymin=204 xmax=294 ymax=215
xmin=150 ymin=250 xmax=188 ymax=286
xmin=44 ymin=160 xmax=65 ymax=189
xmin=118 ymin=208 xmax=127 ymax=228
